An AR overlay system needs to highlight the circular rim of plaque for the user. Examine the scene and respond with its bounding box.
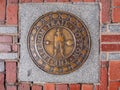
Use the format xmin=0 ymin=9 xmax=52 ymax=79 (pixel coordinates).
xmin=27 ymin=11 xmax=91 ymax=75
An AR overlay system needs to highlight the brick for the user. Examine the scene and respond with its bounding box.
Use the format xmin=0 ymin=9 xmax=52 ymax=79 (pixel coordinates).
xmin=44 ymin=83 xmax=55 ymax=90
xmin=95 ymin=85 xmax=99 ymax=90
xmin=0 ymin=0 xmax=6 ymax=21
xmin=20 ymin=0 xmax=32 ymax=2
xmin=0 ymin=73 xmax=4 ymax=84
xmin=0 ymin=85 xmax=5 ymax=90
xmin=110 ymin=61 xmax=120 ymax=80
xmin=8 ymin=0 xmax=18 ymax=3
xmin=57 ymin=0 xmax=69 ymax=2
xmin=101 ymin=0 xmax=110 ymax=23
xmin=109 ymin=81 xmax=120 ymax=90
xmin=45 ymin=0 xmax=56 ymax=2
xmin=70 ymin=84 xmax=80 ymax=90
xmin=102 ymin=35 xmax=120 ymax=42
xmin=0 ymin=36 xmax=12 ymax=43
xmin=113 ymin=0 xmax=120 ymax=7
xmin=99 ymin=62 xmax=108 ymax=90
xmin=71 ymin=0 xmax=82 ymax=2
xmin=32 ymin=0 xmax=43 ymax=2
xmin=82 ymin=84 xmax=94 ymax=90
xmin=19 ymin=83 xmax=30 ymax=90
xmin=6 ymin=61 xmax=16 ymax=83
xmin=0 ymin=44 xmax=11 ymax=52
xmin=84 ymin=0 xmax=95 ymax=2
xmin=102 ymin=44 xmax=120 ymax=51
xmin=113 ymin=8 xmax=120 ymax=23
xmin=32 ymin=84 xmax=42 ymax=90
xmin=12 ymin=44 xmax=18 ymax=52
xmin=7 ymin=4 xmax=18 ymax=25
xmin=56 ymin=84 xmax=68 ymax=90
xmin=7 ymin=86 xmax=17 ymax=90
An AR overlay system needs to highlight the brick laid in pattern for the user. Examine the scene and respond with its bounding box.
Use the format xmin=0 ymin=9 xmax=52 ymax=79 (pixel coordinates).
xmin=7 ymin=4 xmax=18 ymax=25
xmin=56 ymin=84 xmax=68 ymax=90
xmin=113 ymin=8 xmax=120 ymax=23
xmin=101 ymin=0 xmax=110 ymax=23
xmin=0 ymin=0 xmax=6 ymax=21
xmin=44 ymin=83 xmax=55 ymax=90
xmin=102 ymin=44 xmax=120 ymax=51
xmin=70 ymin=84 xmax=80 ymax=90
xmin=110 ymin=61 xmax=120 ymax=80
xmin=32 ymin=84 xmax=42 ymax=90
xmin=6 ymin=86 xmax=17 ymax=90
xmin=99 ymin=61 xmax=108 ymax=90
xmin=109 ymin=81 xmax=120 ymax=90
xmin=82 ymin=84 xmax=94 ymax=90
xmin=19 ymin=83 xmax=30 ymax=90
xmin=6 ymin=61 xmax=17 ymax=83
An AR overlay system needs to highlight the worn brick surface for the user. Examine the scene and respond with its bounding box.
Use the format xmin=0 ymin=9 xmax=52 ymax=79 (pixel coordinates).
xmin=113 ymin=0 xmax=120 ymax=7
xmin=84 ymin=0 xmax=95 ymax=2
xmin=0 ymin=36 xmax=12 ymax=43
xmin=6 ymin=86 xmax=17 ymax=90
xmin=7 ymin=4 xmax=18 ymax=25
xmin=0 ymin=73 xmax=5 ymax=90
xmin=113 ymin=8 xmax=120 ymax=23
xmin=0 ymin=85 xmax=5 ymax=90
xmin=110 ymin=61 xmax=120 ymax=80
xmin=32 ymin=84 xmax=42 ymax=90
xmin=102 ymin=35 xmax=120 ymax=42
xmin=82 ymin=84 xmax=94 ymax=90
xmin=44 ymin=83 xmax=55 ymax=90
xmin=0 ymin=0 xmax=6 ymax=21
xmin=56 ymin=84 xmax=68 ymax=90
xmin=99 ymin=61 xmax=108 ymax=90
xmin=32 ymin=0 xmax=43 ymax=2
xmin=57 ymin=0 xmax=69 ymax=2
xmin=102 ymin=44 xmax=120 ymax=51
xmin=0 ymin=44 xmax=11 ymax=52
xmin=101 ymin=0 xmax=110 ymax=23
xmin=70 ymin=84 xmax=80 ymax=90
xmin=19 ymin=83 xmax=30 ymax=90
xmin=0 ymin=73 xmax=4 ymax=84
xmin=8 ymin=0 xmax=18 ymax=3
xmin=47 ymin=0 xmax=56 ymax=1
xmin=20 ymin=0 xmax=32 ymax=2
xmin=6 ymin=61 xmax=16 ymax=83
xmin=109 ymin=81 xmax=120 ymax=90
xmin=71 ymin=0 xmax=82 ymax=2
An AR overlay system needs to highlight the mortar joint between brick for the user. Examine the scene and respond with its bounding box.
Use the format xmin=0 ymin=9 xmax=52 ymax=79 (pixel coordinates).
xmin=110 ymin=0 xmax=113 ymax=23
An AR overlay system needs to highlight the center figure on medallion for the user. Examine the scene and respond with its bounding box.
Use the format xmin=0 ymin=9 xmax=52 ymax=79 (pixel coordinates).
xmin=54 ymin=28 xmax=65 ymax=58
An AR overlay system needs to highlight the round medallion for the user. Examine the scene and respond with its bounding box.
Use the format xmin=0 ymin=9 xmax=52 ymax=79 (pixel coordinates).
xmin=27 ymin=11 xmax=91 ymax=74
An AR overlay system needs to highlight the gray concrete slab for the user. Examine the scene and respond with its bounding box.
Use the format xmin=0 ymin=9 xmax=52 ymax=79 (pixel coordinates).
xmin=19 ymin=3 xmax=100 ymax=83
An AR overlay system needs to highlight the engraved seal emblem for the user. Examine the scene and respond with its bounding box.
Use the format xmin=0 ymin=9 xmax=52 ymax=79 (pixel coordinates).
xmin=27 ymin=11 xmax=91 ymax=74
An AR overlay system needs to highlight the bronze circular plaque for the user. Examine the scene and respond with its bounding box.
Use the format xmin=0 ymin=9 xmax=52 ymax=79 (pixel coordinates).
xmin=27 ymin=11 xmax=91 ymax=74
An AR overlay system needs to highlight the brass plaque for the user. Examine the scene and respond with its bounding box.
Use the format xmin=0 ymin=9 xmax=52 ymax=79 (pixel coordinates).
xmin=27 ymin=11 xmax=91 ymax=74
